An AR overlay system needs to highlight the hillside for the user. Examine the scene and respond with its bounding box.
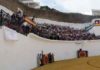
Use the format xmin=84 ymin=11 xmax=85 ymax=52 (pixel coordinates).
xmin=0 ymin=0 xmax=100 ymax=23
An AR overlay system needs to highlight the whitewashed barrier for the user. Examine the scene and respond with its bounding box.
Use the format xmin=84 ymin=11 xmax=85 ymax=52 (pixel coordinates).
xmin=0 ymin=26 xmax=100 ymax=70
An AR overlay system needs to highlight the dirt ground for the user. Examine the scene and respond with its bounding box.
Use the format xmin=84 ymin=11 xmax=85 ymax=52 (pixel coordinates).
xmin=33 ymin=56 xmax=100 ymax=70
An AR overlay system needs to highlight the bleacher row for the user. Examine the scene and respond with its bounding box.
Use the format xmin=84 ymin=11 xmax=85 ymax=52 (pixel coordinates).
xmin=0 ymin=9 xmax=100 ymax=40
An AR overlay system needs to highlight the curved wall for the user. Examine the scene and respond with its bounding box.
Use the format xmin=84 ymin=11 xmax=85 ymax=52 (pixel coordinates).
xmin=0 ymin=26 xmax=100 ymax=70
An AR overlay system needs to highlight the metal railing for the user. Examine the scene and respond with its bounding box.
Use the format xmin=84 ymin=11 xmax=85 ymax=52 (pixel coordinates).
xmin=0 ymin=9 xmax=11 ymax=26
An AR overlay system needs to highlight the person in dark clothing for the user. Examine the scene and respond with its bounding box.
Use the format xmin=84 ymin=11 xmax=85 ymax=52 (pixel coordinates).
xmin=32 ymin=15 xmax=35 ymax=21
xmin=48 ymin=53 xmax=52 ymax=63
xmin=51 ymin=53 xmax=54 ymax=62
xmin=0 ymin=9 xmax=3 ymax=25
xmin=21 ymin=24 xmax=29 ymax=35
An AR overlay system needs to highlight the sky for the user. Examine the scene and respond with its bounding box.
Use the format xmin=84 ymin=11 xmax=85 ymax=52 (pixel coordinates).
xmin=34 ymin=0 xmax=100 ymax=15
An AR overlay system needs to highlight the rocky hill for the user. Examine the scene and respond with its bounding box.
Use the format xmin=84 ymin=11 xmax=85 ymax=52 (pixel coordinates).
xmin=0 ymin=0 xmax=100 ymax=23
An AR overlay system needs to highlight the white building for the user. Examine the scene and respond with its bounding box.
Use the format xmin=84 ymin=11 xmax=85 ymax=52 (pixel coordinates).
xmin=92 ymin=9 xmax=100 ymax=16
xmin=19 ymin=0 xmax=40 ymax=9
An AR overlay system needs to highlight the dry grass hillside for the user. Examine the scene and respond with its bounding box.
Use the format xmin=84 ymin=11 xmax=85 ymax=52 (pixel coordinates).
xmin=0 ymin=0 xmax=100 ymax=23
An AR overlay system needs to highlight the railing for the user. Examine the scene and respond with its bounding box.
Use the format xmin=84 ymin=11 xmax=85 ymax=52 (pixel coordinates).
xmin=0 ymin=9 xmax=11 ymax=26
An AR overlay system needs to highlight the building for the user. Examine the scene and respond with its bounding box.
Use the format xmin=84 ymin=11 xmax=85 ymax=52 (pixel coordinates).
xmin=19 ymin=0 xmax=40 ymax=9
xmin=92 ymin=9 xmax=100 ymax=16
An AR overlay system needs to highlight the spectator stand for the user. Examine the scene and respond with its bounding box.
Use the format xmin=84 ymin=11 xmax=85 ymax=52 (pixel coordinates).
xmin=32 ymin=23 xmax=97 ymax=40
xmin=1 ymin=9 xmax=100 ymax=40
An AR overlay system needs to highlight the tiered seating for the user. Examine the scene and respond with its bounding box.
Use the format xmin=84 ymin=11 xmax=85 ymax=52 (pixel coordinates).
xmin=0 ymin=9 xmax=100 ymax=41
xmin=32 ymin=23 xmax=97 ymax=40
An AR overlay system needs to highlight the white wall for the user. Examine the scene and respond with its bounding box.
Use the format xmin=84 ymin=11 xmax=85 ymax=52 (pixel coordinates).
xmin=0 ymin=26 xmax=100 ymax=70
xmin=89 ymin=26 xmax=100 ymax=35
xmin=28 ymin=33 xmax=100 ymax=59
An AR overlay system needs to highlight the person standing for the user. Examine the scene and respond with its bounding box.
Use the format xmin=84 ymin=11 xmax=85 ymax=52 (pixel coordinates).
xmin=37 ymin=53 xmax=41 ymax=67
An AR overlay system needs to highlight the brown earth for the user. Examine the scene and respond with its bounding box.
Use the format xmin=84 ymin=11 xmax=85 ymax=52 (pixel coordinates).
xmin=33 ymin=56 xmax=100 ymax=70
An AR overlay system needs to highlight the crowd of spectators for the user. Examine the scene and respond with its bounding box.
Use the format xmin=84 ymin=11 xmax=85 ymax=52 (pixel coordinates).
xmin=32 ymin=23 xmax=98 ymax=40
xmin=0 ymin=9 xmax=100 ymax=41
xmin=0 ymin=9 xmax=33 ymax=35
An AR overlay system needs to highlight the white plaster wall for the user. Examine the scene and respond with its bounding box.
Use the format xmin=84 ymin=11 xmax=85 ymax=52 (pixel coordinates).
xmin=89 ymin=26 xmax=100 ymax=35
xmin=0 ymin=26 xmax=100 ymax=70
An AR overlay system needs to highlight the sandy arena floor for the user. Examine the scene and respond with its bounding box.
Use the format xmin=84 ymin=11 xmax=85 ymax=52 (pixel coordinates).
xmin=33 ymin=56 xmax=100 ymax=70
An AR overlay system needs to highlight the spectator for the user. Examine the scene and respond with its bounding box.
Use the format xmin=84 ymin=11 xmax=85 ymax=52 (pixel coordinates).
xmin=1 ymin=9 xmax=100 ymax=40
xmin=32 ymin=23 xmax=98 ymax=40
